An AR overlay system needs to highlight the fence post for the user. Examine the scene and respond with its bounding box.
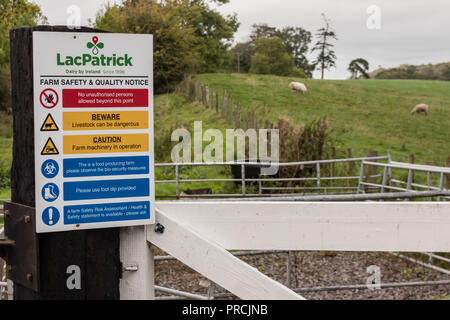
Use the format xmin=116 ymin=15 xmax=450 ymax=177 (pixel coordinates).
xmin=408 ymin=154 xmax=415 ymax=187
xmin=357 ymin=161 xmax=365 ymax=194
xmin=235 ymin=103 xmax=241 ymax=129
xmin=8 ymin=26 xmax=120 ymax=300
xmin=316 ymin=163 xmax=321 ymax=194
xmin=446 ymin=155 xmax=450 ymax=190
xmin=215 ymin=91 xmax=219 ymax=113
xmin=221 ymin=91 xmax=226 ymax=118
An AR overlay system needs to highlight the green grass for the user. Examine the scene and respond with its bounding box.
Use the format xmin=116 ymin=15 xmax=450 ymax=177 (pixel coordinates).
xmin=196 ymin=73 xmax=450 ymax=164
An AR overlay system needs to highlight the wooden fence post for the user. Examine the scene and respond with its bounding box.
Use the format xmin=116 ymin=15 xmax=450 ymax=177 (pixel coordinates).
xmin=235 ymin=103 xmax=242 ymax=129
xmin=221 ymin=90 xmax=227 ymax=118
xmin=215 ymin=92 xmax=219 ymax=113
xmin=8 ymin=26 xmax=121 ymax=300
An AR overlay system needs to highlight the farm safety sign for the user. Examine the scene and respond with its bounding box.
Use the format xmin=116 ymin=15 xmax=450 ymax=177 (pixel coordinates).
xmin=33 ymin=31 xmax=155 ymax=233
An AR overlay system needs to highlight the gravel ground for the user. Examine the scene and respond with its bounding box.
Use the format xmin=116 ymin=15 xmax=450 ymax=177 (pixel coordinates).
xmin=154 ymin=251 xmax=450 ymax=300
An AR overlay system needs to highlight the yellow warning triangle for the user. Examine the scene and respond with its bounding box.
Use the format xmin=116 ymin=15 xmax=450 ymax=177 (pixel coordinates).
xmin=41 ymin=137 xmax=59 ymax=155
xmin=40 ymin=114 xmax=59 ymax=131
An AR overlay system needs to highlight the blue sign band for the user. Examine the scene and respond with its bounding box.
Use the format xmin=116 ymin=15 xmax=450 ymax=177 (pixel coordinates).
xmin=64 ymin=201 xmax=150 ymax=224
xmin=63 ymin=156 xmax=149 ymax=178
xmin=63 ymin=178 xmax=150 ymax=201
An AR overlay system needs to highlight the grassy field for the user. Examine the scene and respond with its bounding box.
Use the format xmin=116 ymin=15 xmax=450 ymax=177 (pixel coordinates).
xmin=0 ymin=75 xmax=449 ymax=198
xmin=196 ymin=73 xmax=450 ymax=164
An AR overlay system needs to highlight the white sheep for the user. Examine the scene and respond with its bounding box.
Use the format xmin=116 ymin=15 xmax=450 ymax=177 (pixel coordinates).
xmin=289 ymin=82 xmax=308 ymax=94
xmin=411 ymin=104 xmax=429 ymax=116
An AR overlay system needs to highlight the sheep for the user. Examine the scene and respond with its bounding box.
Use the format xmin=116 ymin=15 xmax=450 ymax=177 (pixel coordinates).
xmin=411 ymin=104 xmax=429 ymax=116
xmin=289 ymin=82 xmax=308 ymax=94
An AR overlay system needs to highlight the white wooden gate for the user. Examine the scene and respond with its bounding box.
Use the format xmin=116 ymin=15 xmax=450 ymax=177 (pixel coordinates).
xmin=120 ymin=201 xmax=450 ymax=300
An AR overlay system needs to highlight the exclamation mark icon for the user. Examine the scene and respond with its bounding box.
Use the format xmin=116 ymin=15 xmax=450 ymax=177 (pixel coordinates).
xmin=49 ymin=208 xmax=53 ymax=225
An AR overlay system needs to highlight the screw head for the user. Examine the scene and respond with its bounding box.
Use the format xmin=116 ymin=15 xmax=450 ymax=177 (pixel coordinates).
xmin=24 ymin=216 xmax=31 ymax=223
xmin=154 ymin=223 xmax=165 ymax=234
xmin=4 ymin=210 xmax=9 ymax=217
xmin=26 ymin=273 xmax=33 ymax=281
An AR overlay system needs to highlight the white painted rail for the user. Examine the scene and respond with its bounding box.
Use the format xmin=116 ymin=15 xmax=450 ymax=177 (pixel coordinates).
xmin=147 ymin=207 xmax=304 ymax=300
xmin=155 ymin=201 xmax=450 ymax=252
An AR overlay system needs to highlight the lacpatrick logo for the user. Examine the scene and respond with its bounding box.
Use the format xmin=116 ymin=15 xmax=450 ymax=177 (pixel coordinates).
xmin=86 ymin=36 xmax=104 ymax=55
xmin=57 ymin=36 xmax=133 ymax=67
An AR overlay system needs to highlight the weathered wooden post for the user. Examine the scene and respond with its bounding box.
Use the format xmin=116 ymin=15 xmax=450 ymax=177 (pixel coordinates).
xmin=6 ymin=26 xmax=155 ymax=300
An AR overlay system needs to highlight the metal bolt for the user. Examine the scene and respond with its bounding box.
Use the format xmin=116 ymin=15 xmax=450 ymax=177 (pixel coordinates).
xmin=4 ymin=210 xmax=9 ymax=217
xmin=26 ymin=273 xmax=33 ymax=281
xmin=154 ymin=223 xmax=165 ymax=234
xmin=24 ymin=216 xmax=31 ymax=223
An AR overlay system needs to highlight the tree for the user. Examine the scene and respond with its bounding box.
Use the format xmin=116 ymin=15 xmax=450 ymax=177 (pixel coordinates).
xmin=348 ymin=58 xmax=370 ymax=79
xmin=0 ymin=0 xmax=46 ymax=66
xmin=182 ymin=0 xmax=239 ymax=73
xmin=312 ymin=13 xmax=338 ymax=80
xmin=250 ymin=24 xmax=314 ymax=77
xmin=94 ymin=0 xmax=237 ymax=93
xmin=231 ymin=41 xmax=254 ymax=73
xmin=249 ymin=36 xmax=294 ymax=76
xmin=278 ymin=26 xmax=314 ymax=77
xmin=0 ymin=0 xmax=46 ymax=111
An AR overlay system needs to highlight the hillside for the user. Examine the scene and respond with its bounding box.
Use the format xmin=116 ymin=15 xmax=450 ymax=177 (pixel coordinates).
xmin=196 ymin=73 xmax=450 ymax=164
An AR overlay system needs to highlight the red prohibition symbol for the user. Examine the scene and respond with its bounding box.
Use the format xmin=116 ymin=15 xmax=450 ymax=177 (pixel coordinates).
xmin=40 ymin=88 xmax=59 ymax=109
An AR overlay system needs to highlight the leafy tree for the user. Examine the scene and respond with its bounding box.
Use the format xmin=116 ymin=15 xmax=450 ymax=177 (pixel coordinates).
xmin=0 ymin=0 xmax=46 ymax=66
xmin=249 ymin=36 xmax=294 ymax=76
xmin=440 ymin=66 xmax=450 ymax=81
xmin=348 ymin=58 xmax=370 ymax=79
xmin=312 ymin=13 xmax=337 ymax=80
xmin=94 ymin=0 xmax=238 ymax=92
xmin=250 ymin=24 xmax=314 ymax=77
xmin=183 ymin=0 xmax=239 ymax=72
xmin=0 ymin=0 xmax=46 ymax=111
xmin=231 ymin=41 xmax=254 ymax=73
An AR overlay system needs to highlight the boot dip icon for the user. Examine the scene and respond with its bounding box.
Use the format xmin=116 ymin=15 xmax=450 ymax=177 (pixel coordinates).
xmin=41 ymin=183 xmax=60 ymax=202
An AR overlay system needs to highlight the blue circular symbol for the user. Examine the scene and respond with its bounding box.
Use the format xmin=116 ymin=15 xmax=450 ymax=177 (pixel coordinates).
xmin=41 ymin=159 xmax=59 ymax=179
xmin=41 ymin=183 xmax=60 ymax=202
xmin=42 ymin=207 xmax=60 ymax=226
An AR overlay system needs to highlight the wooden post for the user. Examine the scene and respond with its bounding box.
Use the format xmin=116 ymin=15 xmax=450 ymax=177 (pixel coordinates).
xmin=228 ymin=97 xmax=233 ymax=125
xmin=221 ymin=91 xmax=226 ymax=118
xmin=235 ymin=103 xmax=241 ymax=129
xmin=9 ymin=26 xmax=120 ymax=299
xmin=215 ymin=91 xmax=219 ymax=113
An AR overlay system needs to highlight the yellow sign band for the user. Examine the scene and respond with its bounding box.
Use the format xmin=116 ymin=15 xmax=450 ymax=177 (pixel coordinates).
xmin=63 ymin=111 xmax=149 ymax=131
xmin=63 ymin=133 xmax=149 ymax=154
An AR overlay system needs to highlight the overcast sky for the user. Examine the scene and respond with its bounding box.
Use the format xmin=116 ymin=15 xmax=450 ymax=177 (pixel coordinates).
xmin=33 ymin=0 xmax=450 ymax=79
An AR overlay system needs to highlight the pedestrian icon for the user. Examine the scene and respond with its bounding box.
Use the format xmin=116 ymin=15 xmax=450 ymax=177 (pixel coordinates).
xmin=41 ymin=159 xmax=59 ymax=179
xmin=41 ymin=183 xmax=59 ymax=202
xmin=42 ymin=207 xmax=60 ymax=226
xmin=40 ymin=113 xmax=59 ymax=131
xmin=40 ymin=88 xmax=59 ymax=109
xmin=41 ymin=137 xmax=59 ymax=155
